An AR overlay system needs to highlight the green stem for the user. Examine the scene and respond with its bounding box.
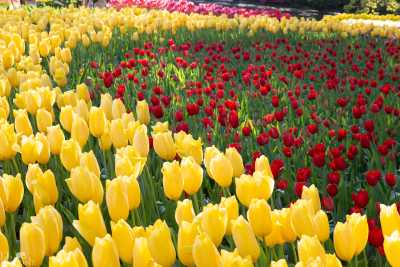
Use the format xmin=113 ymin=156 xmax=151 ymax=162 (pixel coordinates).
xmin=291 ymin=242 xmax=298 ymax=263
xmin=191 ymin=192 xmax=200 ymax=214
xmin=5 ymin=212 xmax=16 ymax=258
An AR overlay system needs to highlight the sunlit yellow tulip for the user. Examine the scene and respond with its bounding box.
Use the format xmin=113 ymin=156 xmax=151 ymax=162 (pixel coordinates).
xmin=346 ymin=213 xmax=368 ymax=255
xmin=80 ymin=151 xmax=101 ymax=178
xmin=151 ymin=122 xmax=169 ymax=134
xmin=313 ymin=210 xmax=330 ymax=242
xmin=92 ymin=234 xmax=120 ymax=267
xmin=271 ymin=259 xmax=288 ymax=267
xmin=0 ymin=231 xmax=8 ymax=262
xmin=36 ymin=109 xmax=53 ymax=133
xmin=297 ymin=235 xmax=325 ymax=264
xmin=181 ymin=156 xmax=203 ymax=195
xmin=111 ymin=219 xmax=134 ymax=263
xmin=192 ymin=232 xmax=222 ymax=267
xmin=0 ymin=122 xmax=17 ymax=160
xmin=60 ymin=139 xmax=81 ymax=171
xmin=178 ymin=221 xmax=198 ymax=266
xmin=133 ymin=124 xmax=149 ymax=157
xmin=106 ymin=178 xmax=130 ymax=222
xmin=384 ymin=230 xmax=400 ymax=267
xmin=47 ymin=125 xmax=64 ymax=155
xmin=66 ymin=166 xmax=103 ymax=204
xmin=112 ymin=98 xmax=126 ymax=119
xmin=0 ymin=257 xmax=21 ymax=267
xmin=225 ymin=147 xmax=244 ymax=177
xmin=76 ymin=83 xmax=90 ymax=103
xmin=209 ymin=153 xmax=233 ymax=188
xmin=71 ymin=114 xmax=89 ymax=148
xmin=20 ymin=135 xmax=42 ymax=165
xmin=0 ymin=97 xmax=9 ymax=120
xmin=152 ymin=131 xmax=176 ymax=160
xmin=301 ymin=184 xmax=321 ymax=214
xmin=231 ymin=216 xmax=260 ymax=262
xmin=0 ymin=79 xmax=11 ymax=97
xmin=290 ymin=199 xmax=315 ymax=237
xmin=20 ymin=223 xmax=46 ymax=267
xmin=334 ymin=222 xmax=356 ymax=261
xmin=110 ymin=119 xmax=129 ymax=148
xmin=162 ymin=161 xmax=183 ymax=200
xmin=254 ymin=155 xmax=273 ymax=178
xmin=174 ymin=131 xmax=203 ymax=164
xmin=14 ymin=109 xmax=32 ymax=136
xmin=136 ymin=100 xmax=150 ymax=125
xmin=380 ymin=204 xmax=400 ymax=236
xmin=219 ymin=196 xmax=239 ymax=235
xmin=36 ymin=133 xmax=50 ymax=164
xmin=247 ymin=199 xmax=272 ymax=237
xmin=60 ymin=105 xmax=74 ymax=132
xmin=147 ymin=220 xmax=176 ymax=267
xmin=175 ymin=199 xmax=195 ymax=226
xmin=0 ymin=173 xmax=24 ymax=212
xmin=221 ymin=249 xmax=253 ymax=267
xmin=200 ymin=204 xmax=228 ymax=246
xmin=100 ymin=93 xmax=113 ymax=120
xmin=133 ymin=237 xmax=153 ymax=267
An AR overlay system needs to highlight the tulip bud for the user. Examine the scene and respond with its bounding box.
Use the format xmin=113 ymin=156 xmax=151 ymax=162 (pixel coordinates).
xmin=71 ymin=114 xmax=89 ymax=148
xmin=47 ymin=125 xmax=64 ymax=155
xmin=89 ymin=107 xmax=107 ymax=138
xmin=290 ymin=199 xmax=315 ymax=237
xmin=151 ymin=122 xmax=169 ymax=134
xmin=152 ymin=131 xmax=176 ymax=161
xmin=136 ymin=100 xmax=150 ymax=125
xmin=0 ymin=97 xmax=9 ymax=120
xmin=0 ymin=231 xmax=8 ymax=262
xmin=225 ymin=147 xmax=244 ymax=177
xmin=200 ymin=204 xmax=228 ymax=246
xmin=209 ymin=153 xmax=233 ymax=188
xmin=219 ymin=196 xmax=239 ymax=235
xmin=36 ymin=133 xmax=50 ymax=164
xmin=147 ymin=220 xmax=176 ymax=267
xmin=0 ymin=79 xmax=11 ymax=97
xmin=73 ymin=201 xmax=107 ymax=246
xmin=112 ymin=99 xmax=126 ymax=119
xmin=271 ymin=259 xmax=288 ymax=267
xmin=20 ymin=135 xmax=42 ymax=165
xmin=1 ymin=49 xmax=14 ymax=69
xmin=99 ymin=121 xmax=112 ymax=151
xmin=106 ymin=178 xmax=130 ymax=222
xmin=49 ymin=249 xmax=87 ymax=267
xmin=110 ymin=119 xmax=129 ymax=148
xmin=174 ymin=132 xmax=203 ymax=164
xmin=100 ymin=94 xmax=113 ymax=121
xmin=220 ymin=249 xmax=253 ymax=267
xmin=0 ymin=122 xmax=17 ymax=161
xmin=66 ymin=166 xmax=103 ymax=204
xmin=38 ymin=38 xmax=51 ymax=57
xmin=0 ymin=173 xmax=24 ymax=212
xmin=264 ymin=212 xmax=286 ymax=247
xmin=346 ymin=213 xmax=368 ymax=255
xmin=60 ymin=48 xmax=72 ymax=63
xmin=92 ymin=234 xmax=120 ymax=267
xmin=384 ymin=230 xmax=400 ymax=267
xmin=111 ymin=219 xmax=134 ymax=263
xmin=36 ymin=109 xmax=53 ymax=133
xmin=20 ymin=223 xmax=46 ymax=267
xmin=60 ymin=139 xmax=81 ymax=171
xmin=133 ymin=124 xmax=149 ymax=157
xmin=162 ymin=161 xmax=183 ymax=200
xmin=177 ymin=221 xmax=198 ymax=266
xmin=60 ymin=106 xmax=74 ymax=132
xmin=63 ymin=236 xmax=82 ymax=252
xmin=301 ymin=184 xmax=321 ymax=214
xmin=380 ymin=204 xmax=400 ymax=236
xmin=192 ymin=232 xmax=222 ymax=267
xmin=31 ymin=206 xmax=63 ymax=256
xmin=247 ymin=199 xmax=272 ymax=237
xmin=334 ymin=222 xmax=356 ymax=261
xmin=75 ymin=100 xmax=89 ymax=123
xmin=181 ymin=157 xmax=203 ymax=195
xmin=175 ymin=199 xmax=195 ymax=226
xmin=297 ymin=235 xmax=325 ymax=264
xmin=14 ymin=109 xmax=33 ymax=136
xmin=313 ymin=210 xmax=330 ymax=242
xmin=133 ymin=237 xmax=153 ymax=267
xmin=80 ymin=151 xmax=100 ymax=178
xmin=76 ymin=83 xmax=90 ymax=103
xmin=0 ymin=258 xmax=23 ymax=267
xmin=254 ymin=155 xmax=273 ymax=178
xmin=231 ymin=216 xmax=260 ymax=262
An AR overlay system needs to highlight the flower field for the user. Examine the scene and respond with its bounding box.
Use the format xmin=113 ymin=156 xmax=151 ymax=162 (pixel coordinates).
xmin=0 ymin=6 xmax=399 ymax=267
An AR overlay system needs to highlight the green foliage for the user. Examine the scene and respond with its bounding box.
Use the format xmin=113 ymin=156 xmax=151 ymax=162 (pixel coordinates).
xmin=293 ymin=0 xmax=350 ymax=10
xmin=344 ymin=0 xmax=400 ymax=14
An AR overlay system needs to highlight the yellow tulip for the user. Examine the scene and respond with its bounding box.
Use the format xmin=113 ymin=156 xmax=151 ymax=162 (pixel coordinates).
xmin=271 ymin=259 xmax=288 ymax=267
xmin=80 ymin=151 xmax=101 ymax=178
xmin=147 ymin=220 xmax=176 ymax=267
xmin=151 ymin=122 xmax=169 ymax=134
xmin=0 ymin=122 xmax=17 ymax=160
xmin=313 ymin=210 xmax=330 ymax=242
xmin=36 ymin=109 xmax=53 ymax=133
xmin=334 ymin=222 xmax=356 ymax=261
xmin=346 ymin=213 xmax=368 ymax=255
xmin=110 ymin=119 xmax=129 ymax=148
xmin=225 ymin=147 xmax=244 ymax=177
xmin=161 ymin=161 xmax=183 ymax=200
xmin=180 ymin=156 xmax=203 ymax=195
xmin=174 ymin=131 xmax=203 ymax=164
xmin=71 ymin=114 xmax=89 ymax=148
xmin=290 ymin=199 xmax=315 ymax=237
xmin=175 ymin=199 xmax=195 ymax=226
xmin=0 ymin=173 xmax=24 ymax=212
xmin=200 ymin=204 xmax=228 ymax=246
xmin=301 ymin=184 xmax=321 ymax=214
xmin=0 ymin=231 xmax=8 ymax=262
xmin=221 ymin=249 xmax=253 ymax=267
xmin=60 ymin=48 xmax=72 ymax=63
xmin=63 ymin=237 xmax=82 ymax=252
xmin=177 ymin=221 xmax=198 ymax=266
xmin=20 ymin=135 xmax=42 ymax=165
xmin=20 ymin=223 xmax=46 ymax=267
xmin=1 ymin=49 xmax=14 ymax=69
xmin=61 ymin=92 xmax=77 ymax=108
xmin=100 ymin=94 xmax=113 ymax=121
xmin=112 ymin=98 xmax=126 ymax=119
xmin=297 ymin=235 xmax=325 ymax=264
xmin=219 ymin=196 xmax=239 ymax=235
xmin=136 ymin=100 xmax=150 ymax=125
xmin=0 ymin=97 xmax=9 ymax=120
xmin=0 ymin=258 xmax=22 ymax=267
xmin=76 ymin=83 xmax=91 ymax=103
xmin=38 ymin=38 xmax=51 ymax=57
xmin=66 ymin=166 xmax=103 ymax=204
xmin=264 ymin=211 xmax=286 ymax=247
xmin=111 ymin=219 xmax=134 ymax=263
xmin=46 ymin=125 xmax=64 ymax=155
xmin=254 ymin=155 xmax=273 ymax=178
xmin=106 ymin=178 xmax=130 ymax=222
xmin=25 ymin=90 xmax=42 ymax=115
xmin=36 ymin=133 xmax=50 ymax=164
xmin=92 ymin=234 xmax=120 ymax=267
xmin=60 ymin=106 xmax=75 ymax=132
xmin=89 ymin=107 xmax=107 ymax=138
xmin=204 ymin=146 xmax=221 ymax=176
xmin=0 ymin=79 xmax=11 ymax=97
xmin=0 ymin=199 xmax=5 ymax=227
xmin=60 ymin=139 xmax=81 ymax=171
xmin=75 ymin=100 xmax=89 ymax=123
xmin=231 ymin=216 xmax=260 ymax=262
xmin=209 ymin=153 xmax=233 ymax=188
xmin=73 ymin=201 xmax=107 ymax=246
xmin=192 ymin=232 xmax=222 ymax=267
xmin=152 ymin=131 xmax=176 ymax=160
xmin=380 ymin=204 xmax=400 ymax=236
xmin=49 ymin=249 xmax=85 ymax=267
xmin=99 ymin=121 xmax=112 ymax=151
xmin=14 ymin=109 xmax=33 ymax=136
xmin=133 ymin=124 xmax=149 ymax=157
xmin=384 ymin=230 xmax=400 ymax=267
xmin=247 ymin=199 xmax=272 ymax=237
xmin=133 ymin=237 xmax=153 ymax=267
xmin=325 ymin=254 xmax=343 ymax=267
xmin=31 ymin=205 xmax=63 ymax=256
xmin=120 ymin=175 xmax=141 ymax=210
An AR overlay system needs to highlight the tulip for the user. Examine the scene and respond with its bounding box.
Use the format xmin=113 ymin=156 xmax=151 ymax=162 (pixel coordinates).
xmin=60 ymin=106 xmax=74 ymax=132
xmin=39 ymin=38 xmax=51 ymax=57
xmin=61 ymin=92 xmax=78 ymax=108
xmin=71 ymin=114 xmax=89 ymax=148
xmin=271 ymin=259 xmax=288 ymax=267
xmin=334 ymin=222 xmax=356 ymax=261
xmin=313 ymin=210 xmax=330 ymax=242
xmin=175 ymin=199 xmax=195 ymax=226
xmin=49 ymin=249 xmax=87 ymax=267
xmin=0 ymin=231 xmax=8 ymax=262
xmin=325 ymin=254 xmax=343 ymax=267
xmin=1 ymin=49 xmax=14 ymax=69
xmin=88 ymin=107 xmax=106 ymax=138
xmin=36 ymin=109 xmax=53 ymax=133
xmin=99 ymin=122 xmax=112 ymax=151
xmin=192 ymin=232 xmax=222 ymax=267
xmin=110 ymin=119 xmax=129 ymax=148
xmin=252 ymin=171 xmax=274 ymax=201
xmin=0 ymin=200 xmax=5 ymax=228
xmin=66 ymin=166 xmax=103 ymax=204
xmin=254 ymin=155 xmax=273 ymax=178
xmin=31 ymin=206 xmax=63 ymax=256
xmin=247 ymin=199 xmax=272 ymax=237
xmin=80 ymin=151 xmax=101 ymax=178
xmin=225 ymin=147 xmax=244 ymax=177
xmin=20 ymin=223 xmax=46 ymax=267
xmin=74 ymin=100 xmax=89 ymax=123
xmin=0 ymin=174 xmax=24 ymax=212
xmin=60 ymin=139 xmax=81 ymax=171
xmin=209 ymin=153 xmax=233 ymax=188
xmin=301 ymin=184 xmax=321 ymax=214
xmin=133 ymin=124 xmax=149 ymax=157
xmin=380 ymin=204 xmax=400 ymax=236
xmin=76 ymin=83 xmax=91 ymax=102
xmin=177 ymin=221 xmax=198 ymax=266
xmin=264 ymin=212 xmax=286 ymax=247
xmin=0 ymin=97 xmax=9 ymax=120
xmin=24 ymin=90 xmax=42 ymax=115
xmin=231 ymin=216 xmax=260 ymax=262
xmin=147 ymin=220 xmax=176 ymax=267
xmin=0 ymin=258 xmax=22 ymax=267
xmin=111 ymin=219 xmax=134 ymax=263
xmin=384 ymin=230 xmax=400 ymax=267
xmin=181 ymin=156 xmax=203 ymax=195
xmin=0 ymin=79 xmax=11 ymax=97
xmin=0 ymin=122 xmax=17 ymax=160
xmin=36 ymin=133 xmax=50 ymax=164
xmin=133 ymin=237 xmax=153 ymax=267
xmin=14 ymin=109 xmax=33 ymax=136
xmin=235 ymin=174 xmax=255 ymax=207
xmin=174 ymin=131 xmax=203 ymax=164
xmin=278 ymin=208 xmax=297 ymax=243
xmin=162 ymin=161 xmax=183 ymax=200
xmin=60 ymin=48 xmax=72 ymax=63
xmin=221 ymin=249 xmax=254 ymax=267
xmin=204 ymin=146 xmax=221 ymax=176
xmin=63 ymin=237 xmax=82 ymax=252
xmin=220 ymin=196 xmax=239 ymax=235
xmin=100 ymin=94 xmax=113 ymax=120
xmin=112 ymin=98 xmax=126 ymax=119
xmin=151 ymin=121 xmax=169 ymax=134
xmin=152 ymin=131 xmax=176 ymax=160
xmin=120 ymin=175 xmax=141 ymax=210
xmin=92 ymin=234 xmax=120 ymax=267
xmin=20 ymin=135 xmax=42 ymax=165
xmin=200 ymin=204 xmax=228 ymax=246
xmin=47 ymin=125 xmax=64 ymax=155
xmin=297 ymin=235 xmax=325 ymax=264
xmin=136 ymin=100 xmax=150 ymax=125
xmin=73 ymin=201 xmax=107 ymax=246
xmin=290 ymin=199 xmax=315 ymax=237
xmin=106 ymin=178 xmax=130 ymax=222
xmin=346 ymin=213 xmax=368 ymax=255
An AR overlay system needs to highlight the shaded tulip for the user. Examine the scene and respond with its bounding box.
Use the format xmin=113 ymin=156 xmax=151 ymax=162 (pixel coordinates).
xmin=147 ymin=220 xmax=176 ymax=267
xmin=60 ymin=106 xmax=74 ymax=132
xmin=210 ymin=153 xmax=233 ymax=188
xmin=66 ymin=166 xmax=103 ymax=204
xmin=174 ymin=131 xmax=203 ymax=164
xmin=271 ymin=259 xmax=288 ymax=267
xmin=133 ymin=237 xmax=153 ymax=267
xmin=313 ymin=210 xmax=330 ymax=242
xmin=60 ymin=139 xmax=81 ymax=171
xmin=334 ymin=222 xmax=356 ymax=261
xmin=20 ymin=223 xmax=46 ymax=267
xmin=290 ymin=199 xmax=315 ymax=237
xmin=231 ymin=216 xmax=260 ymax=262
xmin=0 ymin=173 xmax=24 ymax=212
xmin=20 ymin=135 xmax=42 ymax=165
xmin=36 ymin=109 xmax=53 ymax=133
xmin=200 ymin=204 xmax=228 ymax=246
xmin=31 ymin=206 xmax=63 ymax=256
xmin=192 ymin=232 xmax=222 ymax=267
xmin=177 ymin=221 xmax=198 ymax=266
xmin=47 ymin=125 xmax=64 ymax=155
xmin=80 ymin=151 xmax=101 ymax=178
xmin=92 ymin=234 xmax=120 ymax=267
xmin=0 ymin=231 xmax=8 ymax=262
xmin=136 ymin=100 xmax=150 ymax=125
xmin=111 ymin=219 xmax=134 ymax=263
xmin=14 ymin=109 xmax=33 ymax=136
xmin=112 ymin=98 xmax=126 ymax=119
xmin=175 ymin=199 xmax=195 ymax=226
xmin=110 ymin=119 xmax=129 ymax=148
xmin=36 ymin=133 xmax=50 ymax=164
xmin=297 ymin=235 xmax=325 ymax=264
xmin=301 ymin=184 xmax=321 ymax=214
xmin=247 ymin=199 xmax=272 ymax=237
xmin=346 ymin=213 xmax=368 ymax=255
xmin=71 ymin=114 xmax=89 ymax=148
xmin=89 ymin=107 xmax=107 ymax=137
xmin=106 ymin=178 xmax=130 ymax=222
xmin=181 ymin=156 xmax=203 ymax=195
xmin=254 ymin=155 xmax=273 ymax=178
xmin=225 ymin=147 xmax=244 ymax=177
xmin=73 ymin=201 xmax=107 ymax=246
xmin=162 ymin=161 xmax=183 ymax=200
xmin=133 ymin=124 xmax=149 ymax=157
xmin=220 ymin=196 xmax=239 ymax=235
xmin=384 ymin=230 xmax=400 ymax=267
xmin=380 ymin=204 xmax=400 ymax=236
xmin=152 ymin=131 xmax=176 ymax=160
